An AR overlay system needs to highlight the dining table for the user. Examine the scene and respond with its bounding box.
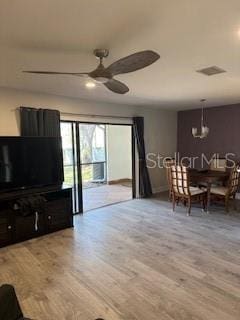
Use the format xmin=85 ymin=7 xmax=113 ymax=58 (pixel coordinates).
xmin=189 ymin=169 xmax=229 ymax=213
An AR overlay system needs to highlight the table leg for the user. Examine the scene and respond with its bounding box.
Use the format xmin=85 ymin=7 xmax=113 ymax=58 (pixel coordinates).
xmin=206 ymin=182 xmax=211 ymax=213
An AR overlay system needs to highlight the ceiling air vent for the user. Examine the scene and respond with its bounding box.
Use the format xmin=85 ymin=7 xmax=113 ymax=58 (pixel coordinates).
xmin=197 ymin=66 xmax=226 ymax=76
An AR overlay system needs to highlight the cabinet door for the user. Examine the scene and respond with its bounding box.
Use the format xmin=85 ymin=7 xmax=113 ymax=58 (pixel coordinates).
xmin=15 ymin=212 xmax=45 ymax=242
xmin=46 ymin=198 xmax=73 ymax=232
xmin=0 ymin=212 xmax=13 ymax=247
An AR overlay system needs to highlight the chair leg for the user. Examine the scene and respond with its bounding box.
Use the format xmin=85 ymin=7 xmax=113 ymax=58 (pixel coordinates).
xmin=172 ymin=195 xmax=175 ymax=212
xmin=225 ymin=197 xmax=230 ymax=213
xmin=202 ymin=195 xmax=206 ymax=212
xmin=233 ymin=194 xmax=237 ymax=211
xmin=176 ymin=197 xmax=179 ymax=206
xmin=187 ymin=198 xmax=191 ymax=216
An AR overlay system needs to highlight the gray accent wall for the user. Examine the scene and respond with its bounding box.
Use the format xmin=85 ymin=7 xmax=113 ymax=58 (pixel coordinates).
xmin=177 ymin=103 xmax=240 ymax=169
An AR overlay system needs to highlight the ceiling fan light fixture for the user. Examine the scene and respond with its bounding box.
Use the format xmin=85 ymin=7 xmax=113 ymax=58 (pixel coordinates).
xmin=85 ymin=81 xmax=96 ymax=88
xmin=93 ymin=76 xmax=110 ymax=83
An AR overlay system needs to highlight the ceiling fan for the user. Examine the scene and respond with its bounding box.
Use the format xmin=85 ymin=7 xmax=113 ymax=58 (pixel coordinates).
xmin=23 ymin=49 xmax=160 ymax=94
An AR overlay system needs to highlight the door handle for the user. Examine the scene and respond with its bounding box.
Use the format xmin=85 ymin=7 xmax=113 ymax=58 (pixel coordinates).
xmin=35 ymin=211 xmax=39 ymax=231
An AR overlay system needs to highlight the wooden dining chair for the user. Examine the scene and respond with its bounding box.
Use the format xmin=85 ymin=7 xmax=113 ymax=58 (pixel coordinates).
xmin=209 ymin=158 xmax=227 ymax=188
xmin=170 ymin=165 xmax=207 ymax=215
xmin=210 ymin=164 xmax=240 ymax=212
xmin=164 ymin=158 xmax=176 ymax=201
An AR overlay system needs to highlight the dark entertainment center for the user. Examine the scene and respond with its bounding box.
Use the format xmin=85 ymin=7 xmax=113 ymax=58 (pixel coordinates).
xmin=0 ymin=186 xmax=73 ymax=248
xmin=0 ymin=137 xmax=73 ymax=248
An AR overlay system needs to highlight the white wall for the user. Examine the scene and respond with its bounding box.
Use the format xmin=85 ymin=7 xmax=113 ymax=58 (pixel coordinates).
xmin=0 ymin=87 xmax=177 ymax=192
xmin=107 ymin=125 xmax=132 ymax=182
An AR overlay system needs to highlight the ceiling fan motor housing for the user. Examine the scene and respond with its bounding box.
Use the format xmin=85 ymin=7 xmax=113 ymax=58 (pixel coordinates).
xmin=89 ymin=58 xmax=112 ymax=83
xmin=94 ymin=49 xmax=109 ymax=59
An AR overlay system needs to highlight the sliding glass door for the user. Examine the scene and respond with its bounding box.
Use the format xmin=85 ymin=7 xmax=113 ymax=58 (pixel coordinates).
xmin=61 ymin=121 xmax=134 ymax=214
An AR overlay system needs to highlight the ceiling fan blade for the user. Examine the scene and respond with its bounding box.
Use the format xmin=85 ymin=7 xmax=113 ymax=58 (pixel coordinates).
xmin=23 ymin=71 xmax=88 ymax=76
xmin=106 ymin=50 xmax=160 ymax=76
xmin=104 ymin=79 xmax=129 ymax=94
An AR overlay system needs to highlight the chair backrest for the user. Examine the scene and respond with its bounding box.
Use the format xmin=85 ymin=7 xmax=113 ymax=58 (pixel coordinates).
xmin=210 ymin=158 xmax=227 ymax=172
xmin=228 ymin=164 xmax=240 ymax=196
xmin=170 ymin=165 xmax=190 ymax=196
xmin=164 ymin=158 xmax=176 ymax=189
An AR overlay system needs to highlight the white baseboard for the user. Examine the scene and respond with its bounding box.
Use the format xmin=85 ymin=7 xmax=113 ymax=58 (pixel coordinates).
xmin=152 ymin=185 xmax=168 ymax=194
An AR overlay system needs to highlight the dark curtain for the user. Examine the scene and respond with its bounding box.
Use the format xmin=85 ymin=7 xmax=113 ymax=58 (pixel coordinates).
xmin=20 ymin=107 xmax=60 ymax=137
xmin=133 ymin=117 xmax=152 ymax=198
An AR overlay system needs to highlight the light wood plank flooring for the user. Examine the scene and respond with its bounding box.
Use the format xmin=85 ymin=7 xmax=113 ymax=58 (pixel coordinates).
xmin=0 ymin=197 xmax=240 ymax=320
xmin=83 ymin=184 xmax=132 ymax=212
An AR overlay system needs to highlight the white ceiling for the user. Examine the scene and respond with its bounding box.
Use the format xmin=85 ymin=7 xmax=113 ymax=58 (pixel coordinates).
xmin=1 ymin=0 xmax=240 ymax=110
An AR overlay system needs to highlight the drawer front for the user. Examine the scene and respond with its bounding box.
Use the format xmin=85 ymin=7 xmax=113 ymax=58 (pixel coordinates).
xmin=0 ymin=214 xmax=13 ymax=247
xmin=46 ymin=198 xmax=73 ymax=232
xmin=15 ymin=213 xmax=45 ymax=242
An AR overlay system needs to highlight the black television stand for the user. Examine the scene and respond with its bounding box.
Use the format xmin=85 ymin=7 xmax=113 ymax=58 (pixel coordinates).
xmin=0 ymin=185 xmax=73 ymax=248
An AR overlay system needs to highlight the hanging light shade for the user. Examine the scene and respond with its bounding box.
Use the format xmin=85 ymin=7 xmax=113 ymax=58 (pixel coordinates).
xmin=192 ymin=99 xmax=209 ymax=139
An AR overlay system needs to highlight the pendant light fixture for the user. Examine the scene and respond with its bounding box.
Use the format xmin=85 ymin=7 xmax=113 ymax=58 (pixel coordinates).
xmin=192 ymin=99 xmax=209 ymax=139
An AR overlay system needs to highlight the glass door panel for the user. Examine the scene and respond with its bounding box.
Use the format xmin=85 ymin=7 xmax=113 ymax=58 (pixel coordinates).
xmin=61 ymin=122 xmax=80 ymax=213
xmin=79 ymin=124 xmax=106 ymax=189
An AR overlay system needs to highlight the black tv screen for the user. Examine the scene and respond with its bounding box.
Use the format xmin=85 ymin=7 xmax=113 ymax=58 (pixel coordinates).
xmin=0 ymin=137 xmax=64 ymax=192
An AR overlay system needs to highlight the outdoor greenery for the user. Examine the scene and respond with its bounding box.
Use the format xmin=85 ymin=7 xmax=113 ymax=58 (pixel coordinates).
xmin=64 ymin=165 xmax=92 ymax=185
xmin=62 ymin=123 xmax=106 ymax=186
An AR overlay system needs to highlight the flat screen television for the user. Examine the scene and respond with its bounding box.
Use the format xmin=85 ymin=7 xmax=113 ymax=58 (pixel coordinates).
xmin=0 ymin=137 xmax=64 ymax=192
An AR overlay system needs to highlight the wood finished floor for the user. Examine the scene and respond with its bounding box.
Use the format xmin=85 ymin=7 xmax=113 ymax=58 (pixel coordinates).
xmin=1 ymin=197 xmax=240 ymax=320
xmin=83 ymin=184 xmax=132 ymax=212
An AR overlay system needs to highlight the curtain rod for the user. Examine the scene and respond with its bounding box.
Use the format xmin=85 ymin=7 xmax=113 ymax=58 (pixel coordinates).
xmin=60 ymin=111 xmax=133 ymax=120
xmin=14 ymin=108 xmax=133 ymax=120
